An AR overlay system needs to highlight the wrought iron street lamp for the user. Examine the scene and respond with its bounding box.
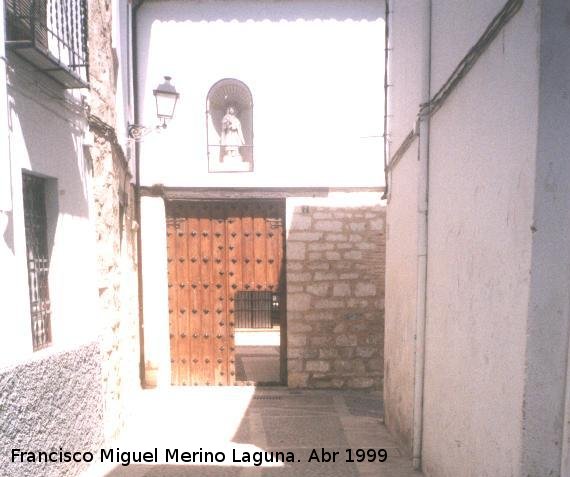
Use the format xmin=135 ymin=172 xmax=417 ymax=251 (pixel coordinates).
xmin=128 ymin=76 xmax=180 ymax=140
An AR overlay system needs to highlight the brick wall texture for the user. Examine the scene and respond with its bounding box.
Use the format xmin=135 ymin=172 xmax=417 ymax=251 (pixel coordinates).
xmin=286 ymin=200 xmax=385 ymax=390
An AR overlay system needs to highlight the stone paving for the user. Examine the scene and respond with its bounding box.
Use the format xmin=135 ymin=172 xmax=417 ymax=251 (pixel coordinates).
xmin=84 ymin=387 xmax=420 ymax=477
xmin=236 ymin=346 xmax=281 ymax=384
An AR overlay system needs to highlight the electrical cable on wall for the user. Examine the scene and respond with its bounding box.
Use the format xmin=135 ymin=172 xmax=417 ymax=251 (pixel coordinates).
xmin=386 ymin=0 xmax=524 ymax=172
xmin=419 ymin=0 xmax=523 ymax=117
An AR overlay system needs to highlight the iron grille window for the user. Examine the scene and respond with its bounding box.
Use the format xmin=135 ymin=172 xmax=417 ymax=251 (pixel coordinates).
xmin=23 ymin=173 xmax=52 ymax=351
xmin=5 ymin=0 xmax=89 ymax=88
xmin=235 ymin=291 xmax=280 ymax=329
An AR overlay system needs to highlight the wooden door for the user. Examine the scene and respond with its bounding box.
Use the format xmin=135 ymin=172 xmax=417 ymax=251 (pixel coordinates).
xmin=166 ymin=200 xmax=284 ymax=385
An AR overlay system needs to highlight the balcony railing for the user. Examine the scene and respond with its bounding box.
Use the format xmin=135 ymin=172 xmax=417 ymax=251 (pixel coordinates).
xmin=5 ymin=0 xmax=89 ymax=88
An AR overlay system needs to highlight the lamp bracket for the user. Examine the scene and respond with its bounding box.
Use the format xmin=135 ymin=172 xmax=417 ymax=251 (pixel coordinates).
xmin=127 ymin=122 xmax=167 ymax=141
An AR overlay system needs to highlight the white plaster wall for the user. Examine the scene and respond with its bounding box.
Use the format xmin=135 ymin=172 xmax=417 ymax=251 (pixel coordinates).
xmin=384 ymin=0 xmax=551 ymax=474
xmin=430 ymin=0 xmax=519 ymax=95
xmin=0 ymin=62 xmax=98 ymax=367
xmin=112 ymin=0 xmax=133 ymax=158
xmin=521 ymin=2 xmax=570 ymax=474
xmin=0 ymin=0 xmax=18 ymax=359
xmin=140 ymin=196 xmax=171 ymax=387
xmin=0 ymin=1 xmax=10 ymax=212
xmin=136 ymin=0 xmax=385 ymax=188
xmin=385 ymin=0 xmax=425 ymax=153
xmin=0 ymin=58 xmax=105 ymax=475
xmin=383 ymin=141 xmax=419 ymax=455
xmin=421 ymin=2 xmax=540 ymax=475
xmin=382 ymin=1 xmax=426 ymax=435
xmin=382 ymin=1 xmax=426 ymax=452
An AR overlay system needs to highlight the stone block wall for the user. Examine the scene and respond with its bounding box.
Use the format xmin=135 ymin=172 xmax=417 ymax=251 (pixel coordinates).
xmin=286 ymin=195 xmax=385 ymax=390
xmin=87 ymin=0 xmax=140 ymax=444
xmin=89 ymin=132 xmax=139 ymax=443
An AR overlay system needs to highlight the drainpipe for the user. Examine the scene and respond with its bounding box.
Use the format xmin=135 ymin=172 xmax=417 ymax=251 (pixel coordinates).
xmin=132 ymin=0 xmax=147 ymax=386
xmin=382 ymin=0 xmax=390 ymax=200
xmin=412 ymin=0 xmax=431 ymax=470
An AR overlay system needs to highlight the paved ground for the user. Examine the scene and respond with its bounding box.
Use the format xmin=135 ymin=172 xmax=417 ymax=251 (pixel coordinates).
xmin=236 ymin=346 xmax=280 ymax=384
xmin=235 ymin=329 xmax=281 ymax=384
xmin=84 ymin=387 xmax=421 ymax=477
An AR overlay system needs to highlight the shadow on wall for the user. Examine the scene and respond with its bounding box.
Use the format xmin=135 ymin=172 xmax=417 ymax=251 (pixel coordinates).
xmin=11 ymin=83 xmax=90 ymax=220
xmin=1 ymin=210 xmax=14 ymax=254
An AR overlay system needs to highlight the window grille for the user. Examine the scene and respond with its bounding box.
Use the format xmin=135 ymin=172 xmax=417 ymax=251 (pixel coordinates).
xmin=5 ymin=0 xmax=89 ymax=88
xmin=23 ymin=173 xmax=52 ymax=351
xmin=235 ymin=291 xmax=279 ymax=329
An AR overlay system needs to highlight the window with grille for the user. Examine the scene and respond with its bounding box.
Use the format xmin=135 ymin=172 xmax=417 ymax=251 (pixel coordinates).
xmin=235 ymin=291 xmax=280 ymax=329
xmin=23 ymin=173 xmax=52 ymax=351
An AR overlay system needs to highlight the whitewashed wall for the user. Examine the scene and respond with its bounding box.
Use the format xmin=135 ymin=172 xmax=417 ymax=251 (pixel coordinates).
xmin=0 ymin=0 xmax=15 ymax=351
xmin=384 ymin=0 xmax=424 ymax=158
xmin=0 ymin=54 xmax=106 ymax=477
xmin=386 ymin=1 xmax=570 ymax=476
xmin=422 ymin=1 xmax=539 ymax=470
xmin=136 ymin=0 xmax=385 ymax=188
xmin=113 ymin=0 xmax=134 ymax=158
xmin=0 ymin=60 xmax=98 ymax=366
xmin=384 ymin=140 xmax=418 ymax=455
xmin=525 ymin=2 xmax=570 ymax=474
xmin=382 ymin=0 xmax=424 ymax=456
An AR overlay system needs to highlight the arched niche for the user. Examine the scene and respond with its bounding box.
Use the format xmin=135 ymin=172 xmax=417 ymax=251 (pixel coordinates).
xmin=207 ymin=79 xmax=253 ymax=172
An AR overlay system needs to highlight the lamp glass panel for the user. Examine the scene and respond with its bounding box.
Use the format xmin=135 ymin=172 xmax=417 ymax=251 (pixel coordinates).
xmin=155 ymin=93 xmax=178 ymax=119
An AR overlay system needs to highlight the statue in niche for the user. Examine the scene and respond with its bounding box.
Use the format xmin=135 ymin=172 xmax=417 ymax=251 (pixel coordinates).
xmin=220 ymin=106 xmax=245 ymax=162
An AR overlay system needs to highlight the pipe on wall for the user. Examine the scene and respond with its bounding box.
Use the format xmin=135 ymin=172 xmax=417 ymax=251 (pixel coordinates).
xmin=132 ymin=0 xmax=147 ymax=387
xmin=412 ymin=0 xmax=432 ymax=470
xmin=382 ymin=0 xmax=391 ymax=200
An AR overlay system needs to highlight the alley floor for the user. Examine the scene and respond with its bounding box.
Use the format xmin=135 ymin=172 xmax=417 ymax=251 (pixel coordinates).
xmin=84 ymin=387 xmax=420 ymax=477
xmin=235 ymin=329 xmax=281 ymax=384
xmin=236 ymin=346 xmax=281 ymax=384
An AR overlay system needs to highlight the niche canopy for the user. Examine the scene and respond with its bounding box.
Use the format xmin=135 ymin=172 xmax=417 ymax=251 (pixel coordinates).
xmin=208 ymin=79 xmax=253 ymax=112
xmin=207 ymin=79 xmax=253 ymax=173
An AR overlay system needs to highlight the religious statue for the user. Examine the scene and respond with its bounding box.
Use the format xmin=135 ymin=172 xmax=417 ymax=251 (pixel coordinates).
xmin=220 ymin=106 xmax=245 ymax=162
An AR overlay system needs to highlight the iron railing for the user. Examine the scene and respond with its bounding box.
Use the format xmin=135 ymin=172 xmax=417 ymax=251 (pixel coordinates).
xmin=5 ymin=0 xmax=89 ymax=88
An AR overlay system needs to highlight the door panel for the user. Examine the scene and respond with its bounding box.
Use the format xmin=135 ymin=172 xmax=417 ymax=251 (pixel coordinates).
xmin=166 ymin=200 xmax=284 ymax=385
